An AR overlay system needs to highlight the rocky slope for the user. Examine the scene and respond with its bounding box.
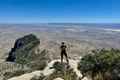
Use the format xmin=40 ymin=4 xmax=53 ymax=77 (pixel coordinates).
xmin=0 ymin=34 xmax=90 ymax=80
xmin=8 ymin=59 xmax=89 ymax=80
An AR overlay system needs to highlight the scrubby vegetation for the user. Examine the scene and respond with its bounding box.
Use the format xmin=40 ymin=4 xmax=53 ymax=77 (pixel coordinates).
xmin=15 ymin=34 xmax=40 ymax=65
xmin=78 ymin=48 xmax=120 ymax=80
xmin=0 ymin=62 xmax=29 ymax=80
xmin=28 ymin=49 xmax=51 ymax=70
xmin=46 ymin=61 xmax=77 ymax=80
xmin=30 ymin=61 xmax=78 ymax=80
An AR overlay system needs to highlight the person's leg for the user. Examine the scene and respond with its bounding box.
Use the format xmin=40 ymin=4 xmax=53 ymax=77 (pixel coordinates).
xmin=64 ymin=52 xmax=69 ymax=65
xmin=61 ymin=52 xmax=63 ymax=64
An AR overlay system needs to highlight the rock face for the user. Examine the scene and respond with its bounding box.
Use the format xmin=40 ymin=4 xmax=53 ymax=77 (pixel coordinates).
xmin=6 ymin=34 xmax=40 ymax=62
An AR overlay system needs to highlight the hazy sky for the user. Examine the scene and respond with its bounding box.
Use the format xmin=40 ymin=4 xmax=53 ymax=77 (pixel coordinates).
xmin=0 ymin=0 xmax=119 ymax=23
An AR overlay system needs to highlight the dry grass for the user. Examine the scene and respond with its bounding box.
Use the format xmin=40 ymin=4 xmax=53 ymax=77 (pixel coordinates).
xmin=0 ymin=62 xmax=29 ymax=80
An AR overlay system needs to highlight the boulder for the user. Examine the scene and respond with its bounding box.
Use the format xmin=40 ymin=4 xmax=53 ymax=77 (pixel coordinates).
xmin=53 ymin=78 xmax=64 ymax=80
xmin=6 ymin=34 xmax=40 ymax=62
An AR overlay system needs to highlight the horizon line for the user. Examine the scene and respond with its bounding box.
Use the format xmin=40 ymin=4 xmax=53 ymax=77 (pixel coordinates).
xmin=0 ymin=22 xmax=120 ymax=24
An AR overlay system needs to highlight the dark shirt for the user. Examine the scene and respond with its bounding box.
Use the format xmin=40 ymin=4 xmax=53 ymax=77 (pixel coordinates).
xmin=61 ymin=45 xmax=67 ymax=51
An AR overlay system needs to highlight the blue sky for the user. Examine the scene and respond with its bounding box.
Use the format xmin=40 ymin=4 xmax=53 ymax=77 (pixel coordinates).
xmin=0 ymin=0 xmax=119 ymax=23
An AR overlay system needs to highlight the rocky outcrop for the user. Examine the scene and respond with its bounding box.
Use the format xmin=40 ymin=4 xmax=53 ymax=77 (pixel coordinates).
xmin=5 ymin=34 xmax=51 ymax=70
xmin=7 ymin=59 xmax=88 ymax=80
xmin=6 ymin=34 xmax=40 ymax=62
xmin=3 ymin=34 xmax=52 ymax=80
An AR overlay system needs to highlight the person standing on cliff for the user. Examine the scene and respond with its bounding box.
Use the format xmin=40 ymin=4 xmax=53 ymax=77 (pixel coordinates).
xmin=60 ymin=42 xmax=69 ymax=65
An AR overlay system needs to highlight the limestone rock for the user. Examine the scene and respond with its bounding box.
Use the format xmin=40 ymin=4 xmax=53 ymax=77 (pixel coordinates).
xmin=53 ymin=78 xmax=64 ymax=80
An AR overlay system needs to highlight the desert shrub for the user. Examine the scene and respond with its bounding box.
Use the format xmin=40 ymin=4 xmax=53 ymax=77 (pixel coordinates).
xmin=78 ymin=48 xmax=120 ymax=80
xmin=29 ymin=60 xmax=47 ymax=70
xmin=47 ymin=69 xmax=77 ymax=80
xmin=28 ymin=49 xmax=51 ymax=70
xmin=53 ymin=61 xmax=65 ymax=71
xmin=46 ymin=61 xmax=77 ymax=80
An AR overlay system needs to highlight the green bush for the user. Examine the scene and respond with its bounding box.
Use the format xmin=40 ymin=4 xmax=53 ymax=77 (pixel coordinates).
xmin=78 ymin=48 xmax=120 ymax=80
